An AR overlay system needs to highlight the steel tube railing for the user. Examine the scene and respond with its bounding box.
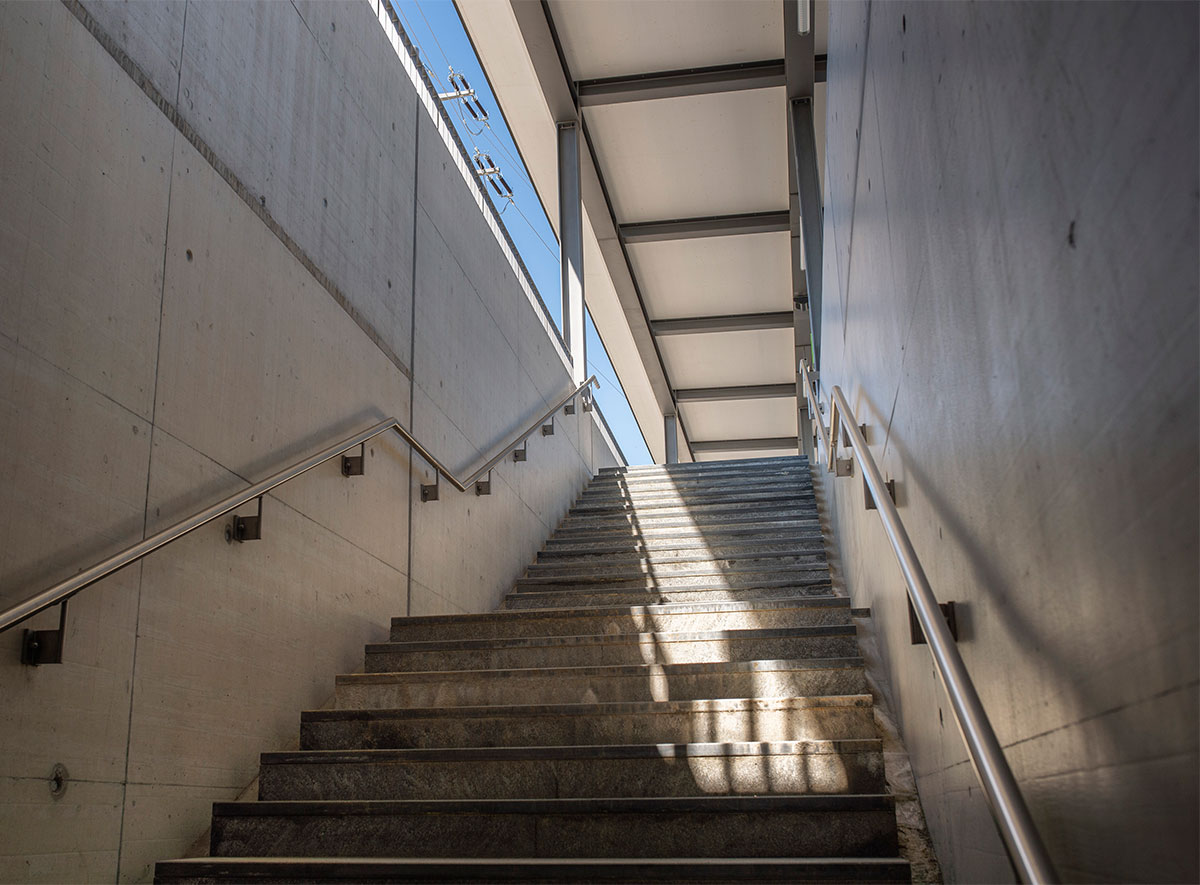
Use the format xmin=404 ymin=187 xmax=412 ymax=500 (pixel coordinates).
xmin=799 ymin=361 xmax=1057 ymax=885
xmin=0 ymin=376 xmax=598 ymax=634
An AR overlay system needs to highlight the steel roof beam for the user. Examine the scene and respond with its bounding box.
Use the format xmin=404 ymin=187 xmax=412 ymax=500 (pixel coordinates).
xmin=651 ymin=312 xmax=794 ymax=336
xmin=691 ymin=437 xmax=800 ymax=454
xmin=576 ymin=56 xmax=826 ymax=107
xmin=621 ymin=211 xmax=791 ymax=244
xmin=675 ymin=383 xmax=797 ymax=402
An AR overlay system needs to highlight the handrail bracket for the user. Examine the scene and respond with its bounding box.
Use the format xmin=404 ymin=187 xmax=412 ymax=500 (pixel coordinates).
xmin=341 ymin=443 xmax=365 ymax=477
xmin=226 ymin=496 xmax=264 ymax=543
xmin=21 ymin=599 xmax=68 ymax=666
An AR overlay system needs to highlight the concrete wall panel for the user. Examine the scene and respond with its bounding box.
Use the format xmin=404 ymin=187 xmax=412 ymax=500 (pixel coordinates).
xmin=817 ymin=2 xmax=1199 ymax=882
xmin=0 ymin=0 xmax=621 ymax=880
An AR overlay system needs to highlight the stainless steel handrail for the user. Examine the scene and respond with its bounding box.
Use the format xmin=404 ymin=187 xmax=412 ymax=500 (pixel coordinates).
xmin=0 ymin=376 xmax=598 ymax=634
xmin=799 ymin=360 xmax=1057 ymax=885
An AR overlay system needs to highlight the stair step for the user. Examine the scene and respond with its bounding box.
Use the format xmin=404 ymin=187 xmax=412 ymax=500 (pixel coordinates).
xmin=365 ymin=625 xmax=858 ymax=672
xmin=581 ymin=474 xmax=812 ymax=499
xmin=209 ymin=795 xmax=898 ymax=859
xmin=570 ymin=487 xmax=814 ymax=512
xmin=544 ymin=522 xmax=823 ymax=545
xmin=334 ymin=658 xmax=867 ymax=709
xmin=157 ymin=856 xmax=912 ymax=884
xmin=556 ymin=509 xmax=818 ymax=532
xmin=561 ymin=496 xmax=816 ymax=518
xmin=257 ymin=739 xmax=886 ymax=800
xmin=597 ymin=456 xmax=806 ymax=477
xmin=512 ymin=568 xmax=830 ymax=590
xmin=536 ymin=539 xmax=826 ymax=561
xmin=502 ymin=584 xmax=834 ymax=610
xmin=390 ymin=595 xmax=855 ymax=642
xmin=301 ymin=694 xmax=878 ymax=751
xmin=525 ymin=552 xmax=827 ymax=579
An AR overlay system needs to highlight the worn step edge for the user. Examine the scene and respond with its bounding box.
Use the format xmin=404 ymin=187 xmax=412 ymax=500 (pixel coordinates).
xmin=302 ymin=692 xmax=875 ymax=725
xmin=337 ymin=656 xmax=865 ymax=685
xmin=156 ymin=856 xmax=912 ymax=884
xmin=261 ymin=738 xmax=882 ymax=766
xmin=212 ymin=793 xmax=893 ymax=817
xmin=391 ymin=595 xmax=851 ymax=630
xmin=370 ymin=624 xmax=856 ymax=655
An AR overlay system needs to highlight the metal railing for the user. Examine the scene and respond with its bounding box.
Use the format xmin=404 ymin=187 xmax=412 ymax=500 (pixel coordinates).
xmin=0 ymin=376 xmax=599 ymax=645
xmin=798 ymin=360 xmax=1057 ymax=885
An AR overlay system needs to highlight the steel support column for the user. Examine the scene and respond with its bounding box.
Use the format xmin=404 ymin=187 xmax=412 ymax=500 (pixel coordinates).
xmin=558 ymin=121 xmax=586 ymax=386
xmin=664 ymin=414 xmax=679 ymax=464
xmin=790 ymin=97 xmax=823 ymax=367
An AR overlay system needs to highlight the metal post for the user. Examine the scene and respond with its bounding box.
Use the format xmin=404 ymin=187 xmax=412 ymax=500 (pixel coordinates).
xmin=789 ymin=97 xmax=824 ymax=366
xmin=557 ymin=121 xmax=586 ymax=387
xmin=664 ymin=413 xmax=679 ymax=464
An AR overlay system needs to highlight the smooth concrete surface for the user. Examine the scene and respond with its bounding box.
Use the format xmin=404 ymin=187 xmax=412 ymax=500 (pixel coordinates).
xmin=0 ymin=1 xmax=619 ymax=881
xmin=817 ymin=2 xmax=1198 ymax=882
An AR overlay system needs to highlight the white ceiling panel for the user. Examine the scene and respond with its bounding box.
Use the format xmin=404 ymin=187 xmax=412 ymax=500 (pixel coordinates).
xmin=627 ymin=231 xmax=791 ymax=320
xmin=584 ymin=88 xmax=788 ymax=223
xmin=681 ymin=397 xmax=799 ymax=441
xmin=547 ymin=0 xmax=783 ymax=81
xmin=659 ymin=328 xmax=797 ymax=388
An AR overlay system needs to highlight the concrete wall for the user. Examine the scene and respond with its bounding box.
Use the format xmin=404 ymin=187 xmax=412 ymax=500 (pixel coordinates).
xmin=816 ymin=2 xmax=1198 ymax=882
xmin=0 ymin=1 xmax=619 ymax=881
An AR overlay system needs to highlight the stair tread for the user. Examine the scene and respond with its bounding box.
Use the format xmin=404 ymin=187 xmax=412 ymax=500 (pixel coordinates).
xmin=391 ymin=594 xmax=850 ymax=626
xmin=261 ymin=739 xmax=883 ymax=765
xmin=338 ymin=656 xmax=865 ymax=684
xmin=370 ymin=624 xmax=855 ymax=654
xmin=213 ymin=794 xmax=895 ymax=816
xmin=303 ymin=693 xmax=875 ymax=722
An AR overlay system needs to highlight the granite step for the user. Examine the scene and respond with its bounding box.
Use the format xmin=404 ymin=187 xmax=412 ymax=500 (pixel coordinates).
xmin=156 ymin=856 xmax=912 ymax=883
xmin=301 ymin=694 xmax=879 ymax=751
xmin=536 ymin=538 xmax=827 ymax=561
xmin=364 ymin=625 xmax=858 ymax=672
xmin=573 ymin=484 xmax=814 ymax=510
xmin=513 ymin=566 xmax=830 ymax=589
xmin=556 ymin=507 xmax=818 ymax=531
xmin=501 ymin=584 xmax=834 ymax=610
xmin=389 ymin=596 xmax=856 ymax=642
xmin=581 ymin=473 xmax=811 ymax=498
xmin=544 ymin=521 xmax=824 ymax=545
xmin=597 ymin=456 xmax=806 ymax=477
xmin=524 ymin=552 xmax=827 ymax=579
xmin=563 ymin=495 xmax=817 ymax=519
xmin=257 ymin=739 xmax=886 ymax=801
xmin=208 ymin=795 xmax=898 ymax=859
xmin=334 ymin=658 xmax=867 ymax=709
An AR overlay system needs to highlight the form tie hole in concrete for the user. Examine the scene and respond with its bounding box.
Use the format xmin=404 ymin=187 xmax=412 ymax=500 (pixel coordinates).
xmin=185 ymin=249 xmax=193 ymax=262
xmin=49 ymin=763 xmax=68 ymax=799
xmin=323 ymin=198 xmax=328 ymax=208
xmin=1068 ymin=220 xmax=1077 ymax=248
xmin=902 ymin=14 xmax=906 ymax=32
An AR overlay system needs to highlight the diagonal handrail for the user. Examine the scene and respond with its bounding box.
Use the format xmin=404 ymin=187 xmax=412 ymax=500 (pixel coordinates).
xmin=0 ymin=376 xmax=598 ymax=634
xmin=798 ymin=360 xmax=1057 ymax=885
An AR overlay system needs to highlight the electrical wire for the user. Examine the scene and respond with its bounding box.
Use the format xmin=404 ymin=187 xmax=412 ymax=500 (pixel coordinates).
xmin=412 ymin=0 xmax=452 ymax=73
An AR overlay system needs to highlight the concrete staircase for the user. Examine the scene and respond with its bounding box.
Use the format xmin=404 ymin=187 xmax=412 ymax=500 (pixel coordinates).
xmin=156 ymin=456 xmax=911 ymax=883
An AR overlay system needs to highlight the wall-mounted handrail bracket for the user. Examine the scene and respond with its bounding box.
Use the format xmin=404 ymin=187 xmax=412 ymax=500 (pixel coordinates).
xmin=420 ymin=475 xmax=440 ymax=503
xmin=910 ymin=597 xmax=958 ymax=645
xmin=513 ymin=441 xmax=528 ymax=462
xmin=475 ymin=471 xmax=492 ymax=496
xmin=541 ymin=418 xmax=555 ymax=436
xmin=226 ymin=496 xmax=263 ymax=543
xmin=865 ymin=476 xmax=896 ymax=510
xmin=341 ymin=443 xmax=365 ymax=477
xmin=564 ymin=401 xmax=575 ymax=415
xmin=21 ymin=600 xmax=67 ymax=666
xmin=835 ymin=457 xmax=853 ymax=477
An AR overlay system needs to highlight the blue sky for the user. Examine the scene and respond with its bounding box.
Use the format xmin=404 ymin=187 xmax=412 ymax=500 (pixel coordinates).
xmin=391 ymin=0 xmax=653 ymax=466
